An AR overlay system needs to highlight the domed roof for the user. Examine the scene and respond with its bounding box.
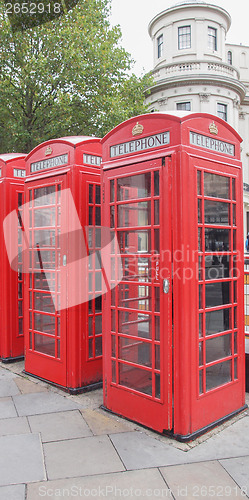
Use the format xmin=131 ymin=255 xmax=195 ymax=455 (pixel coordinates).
xmin=148 ymin=1 xmax=231 ymax=36
xmin=174 ymin=0 xmax=208 ymax=5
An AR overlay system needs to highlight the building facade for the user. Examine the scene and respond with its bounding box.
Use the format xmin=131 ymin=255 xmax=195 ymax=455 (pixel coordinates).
xmin=145 ymin=0 xmax=249 ymax=234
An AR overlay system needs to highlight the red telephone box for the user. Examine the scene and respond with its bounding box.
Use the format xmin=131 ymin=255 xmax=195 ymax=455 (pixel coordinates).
xmin=0 ymin=153 xmax=26 ymax=362
xmin=24 ymin=137 xmax=103 ymax=392
xmin=101 ymin=112 xmax=246 ymax=440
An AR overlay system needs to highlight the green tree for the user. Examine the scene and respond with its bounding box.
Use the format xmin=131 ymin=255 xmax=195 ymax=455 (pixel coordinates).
xmin=0 ymin=0 xmax=151 ymax=153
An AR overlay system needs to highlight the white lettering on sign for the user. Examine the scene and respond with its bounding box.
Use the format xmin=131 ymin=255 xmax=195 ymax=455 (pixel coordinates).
xmin=83 ymin=154 xmax=102 ymax=166
xmin=13 ymin=168 xmax=26 ymax=178
xmin=190 ymin=131 xmax=235 ymax=156
xmin=156 ymin=260 xmax=159 ymax=281
xmin=30 ymin=154 xmax=68 ymax=173
xmin=110 ymin=131 xmax=170 ymax=158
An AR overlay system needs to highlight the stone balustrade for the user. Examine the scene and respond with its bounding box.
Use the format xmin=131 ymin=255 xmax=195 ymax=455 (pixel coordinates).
xmin=152 ymin=60 xmax=239 ymax=81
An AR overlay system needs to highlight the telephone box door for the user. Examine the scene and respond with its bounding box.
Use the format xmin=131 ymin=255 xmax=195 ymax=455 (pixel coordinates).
xmin=25 ymin=175 xmax=67 ymax=386
xmin=103 ymin=157 xmax=173 ymax=432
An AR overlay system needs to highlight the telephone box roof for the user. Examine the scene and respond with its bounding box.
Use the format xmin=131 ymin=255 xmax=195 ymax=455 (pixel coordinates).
xmin=26 ymin=136 xmax=101 ymax=161
xmin=102 ymin=112 xmax=242 ymax=143
xmin=0 ymin=153 xmax=26 ymax=163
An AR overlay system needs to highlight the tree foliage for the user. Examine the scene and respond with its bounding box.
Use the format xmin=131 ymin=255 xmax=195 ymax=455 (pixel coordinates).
xmin=0 ymin=0 xmax=151 ymax=153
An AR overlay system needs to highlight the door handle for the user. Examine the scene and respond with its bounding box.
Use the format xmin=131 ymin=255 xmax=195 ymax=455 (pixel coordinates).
xmin=163 ymin=278 xmax=170 ymax=294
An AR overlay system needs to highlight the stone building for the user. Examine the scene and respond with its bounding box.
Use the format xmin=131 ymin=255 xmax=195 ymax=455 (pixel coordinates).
xmin=145 ymin=0 xmax=249 ymax=234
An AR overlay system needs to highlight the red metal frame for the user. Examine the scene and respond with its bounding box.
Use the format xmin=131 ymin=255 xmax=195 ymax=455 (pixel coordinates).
xmin=24 ymin=137 xmax=102 ymax=392
xmin=101 ymin=113 xmax=246 ymax=440
xmin=0 ymin=154 xmax=26 ymax=361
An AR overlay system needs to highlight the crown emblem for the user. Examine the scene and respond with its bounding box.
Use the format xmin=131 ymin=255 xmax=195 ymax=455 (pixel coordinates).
xmin=45 ymin=146 xmax=52 ymax=156
xmin=209 ymin=121 xmax=218 ymax=135
xmin=132 ymin=122 xmax=144 ymax=136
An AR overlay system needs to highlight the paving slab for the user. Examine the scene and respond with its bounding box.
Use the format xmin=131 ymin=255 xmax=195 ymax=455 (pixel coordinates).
xmin=160 ymin=460 xmax=247 ymax=499
xmin=1 ymin=361 xmax=24 ymax=376
xmin=0 ymin=378 xmax=20 ymax=397
xmin=0 ymin=397 xmax=18 ymax=419
xmin=43 ymin=435 xmax=125 ymax=480
xmin=0 ymin=484 xmax=26 ymax=500
xmin=81 ymin=409 xmax=133 ymax=435
xmin=0 ymin=433 xmax=45 ymax=486
xmin=14 ymin=377 xmax=48 ymax=394
xmin=0 ymin=416 xmax=30 ymax=437
xmin=28 ymin=410 xmax=92 ymax=442
xmin=12 ymin=391 xmax=83 ymax=416
xmin=110 ymin=431 xmax=187 ymax=469
xmin=27 ymin=468 xmax=172 ymax=500
xmin=0 ymin=367 xmax=17 ymax=380
xmin=111 ymin=415 xmax=249 ymax=470
xmin=220 ymin=456 xmax=249 ymax=494
xmin=73 ymin=388 xmax=103 ymax=410
xmin=186 ymin=415 xmax=249 ymax=462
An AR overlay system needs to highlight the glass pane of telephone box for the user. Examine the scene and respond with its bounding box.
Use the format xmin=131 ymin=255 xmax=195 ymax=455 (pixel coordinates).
xmin=34 ymin=208 xmax=56 ymax=227
xmin=118 ymin=202 xmax=151 ymax=228
xmin=204 ymin=173 xmax=230 ymax=199
xmin=204 ymin=200 xmax=229 ymax=225
xmin=34 ymin=334 xmax=55 ymax=356
xmin=118 ymin=231 xmax=151 ymax=254
xmin=206 ymin=309 xmax=231 ymax=335
xmin=34 ymin=313 xmax=56 ymax=335
xmin=154 ymin=171 xmax=159 ymax=196
xmin=118 ymin=310 xmax=151 ymax=339
xmin=119 ymin=337 xmax=152 ymax=367
xmin=205 ymin=282 xmax=230 ymax=308
xmin=206 ymin=360 xmax=232 ymax=391
xmin=121 ymin=256 xmax=151 ymax=282
xmin=205 ymin=229 xmax=230 ymax=252
xmin=119 ymin=363 xmax=152 ymax=396
xmin=205 ymin=255 xmax=230 ymax=280
xmin=34 ymin=186 xmax=56 ymax=206
xmin=118 ymin=283 xmax=151 ymax=311
xmin=117 ymin=173 xmax=151 ymax=201
xmin=95 ymin=336 xmax=102 ymax=357
xmin=205 ymin=333 xmax=231 ymax=363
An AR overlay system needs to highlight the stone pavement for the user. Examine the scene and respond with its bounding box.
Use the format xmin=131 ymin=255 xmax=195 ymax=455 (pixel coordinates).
xmin=1 ymin=361 xmax=249 ymax=500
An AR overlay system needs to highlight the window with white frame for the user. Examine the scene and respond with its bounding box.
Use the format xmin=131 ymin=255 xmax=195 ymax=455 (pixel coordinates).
xmin=208 ymin=27 xmax=217 ymax=51
xmin=217 ymin=103 xmax=227 ymax=121
xmin=227 ymin=51 xmax=232 ymax=65
xmin=178 ymin=26 xmax=191 ymax=50
xmin=176 ymin=102 xmax=191 ymax=111
xmin=157 ymin=34 xmax=163 ymax=58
